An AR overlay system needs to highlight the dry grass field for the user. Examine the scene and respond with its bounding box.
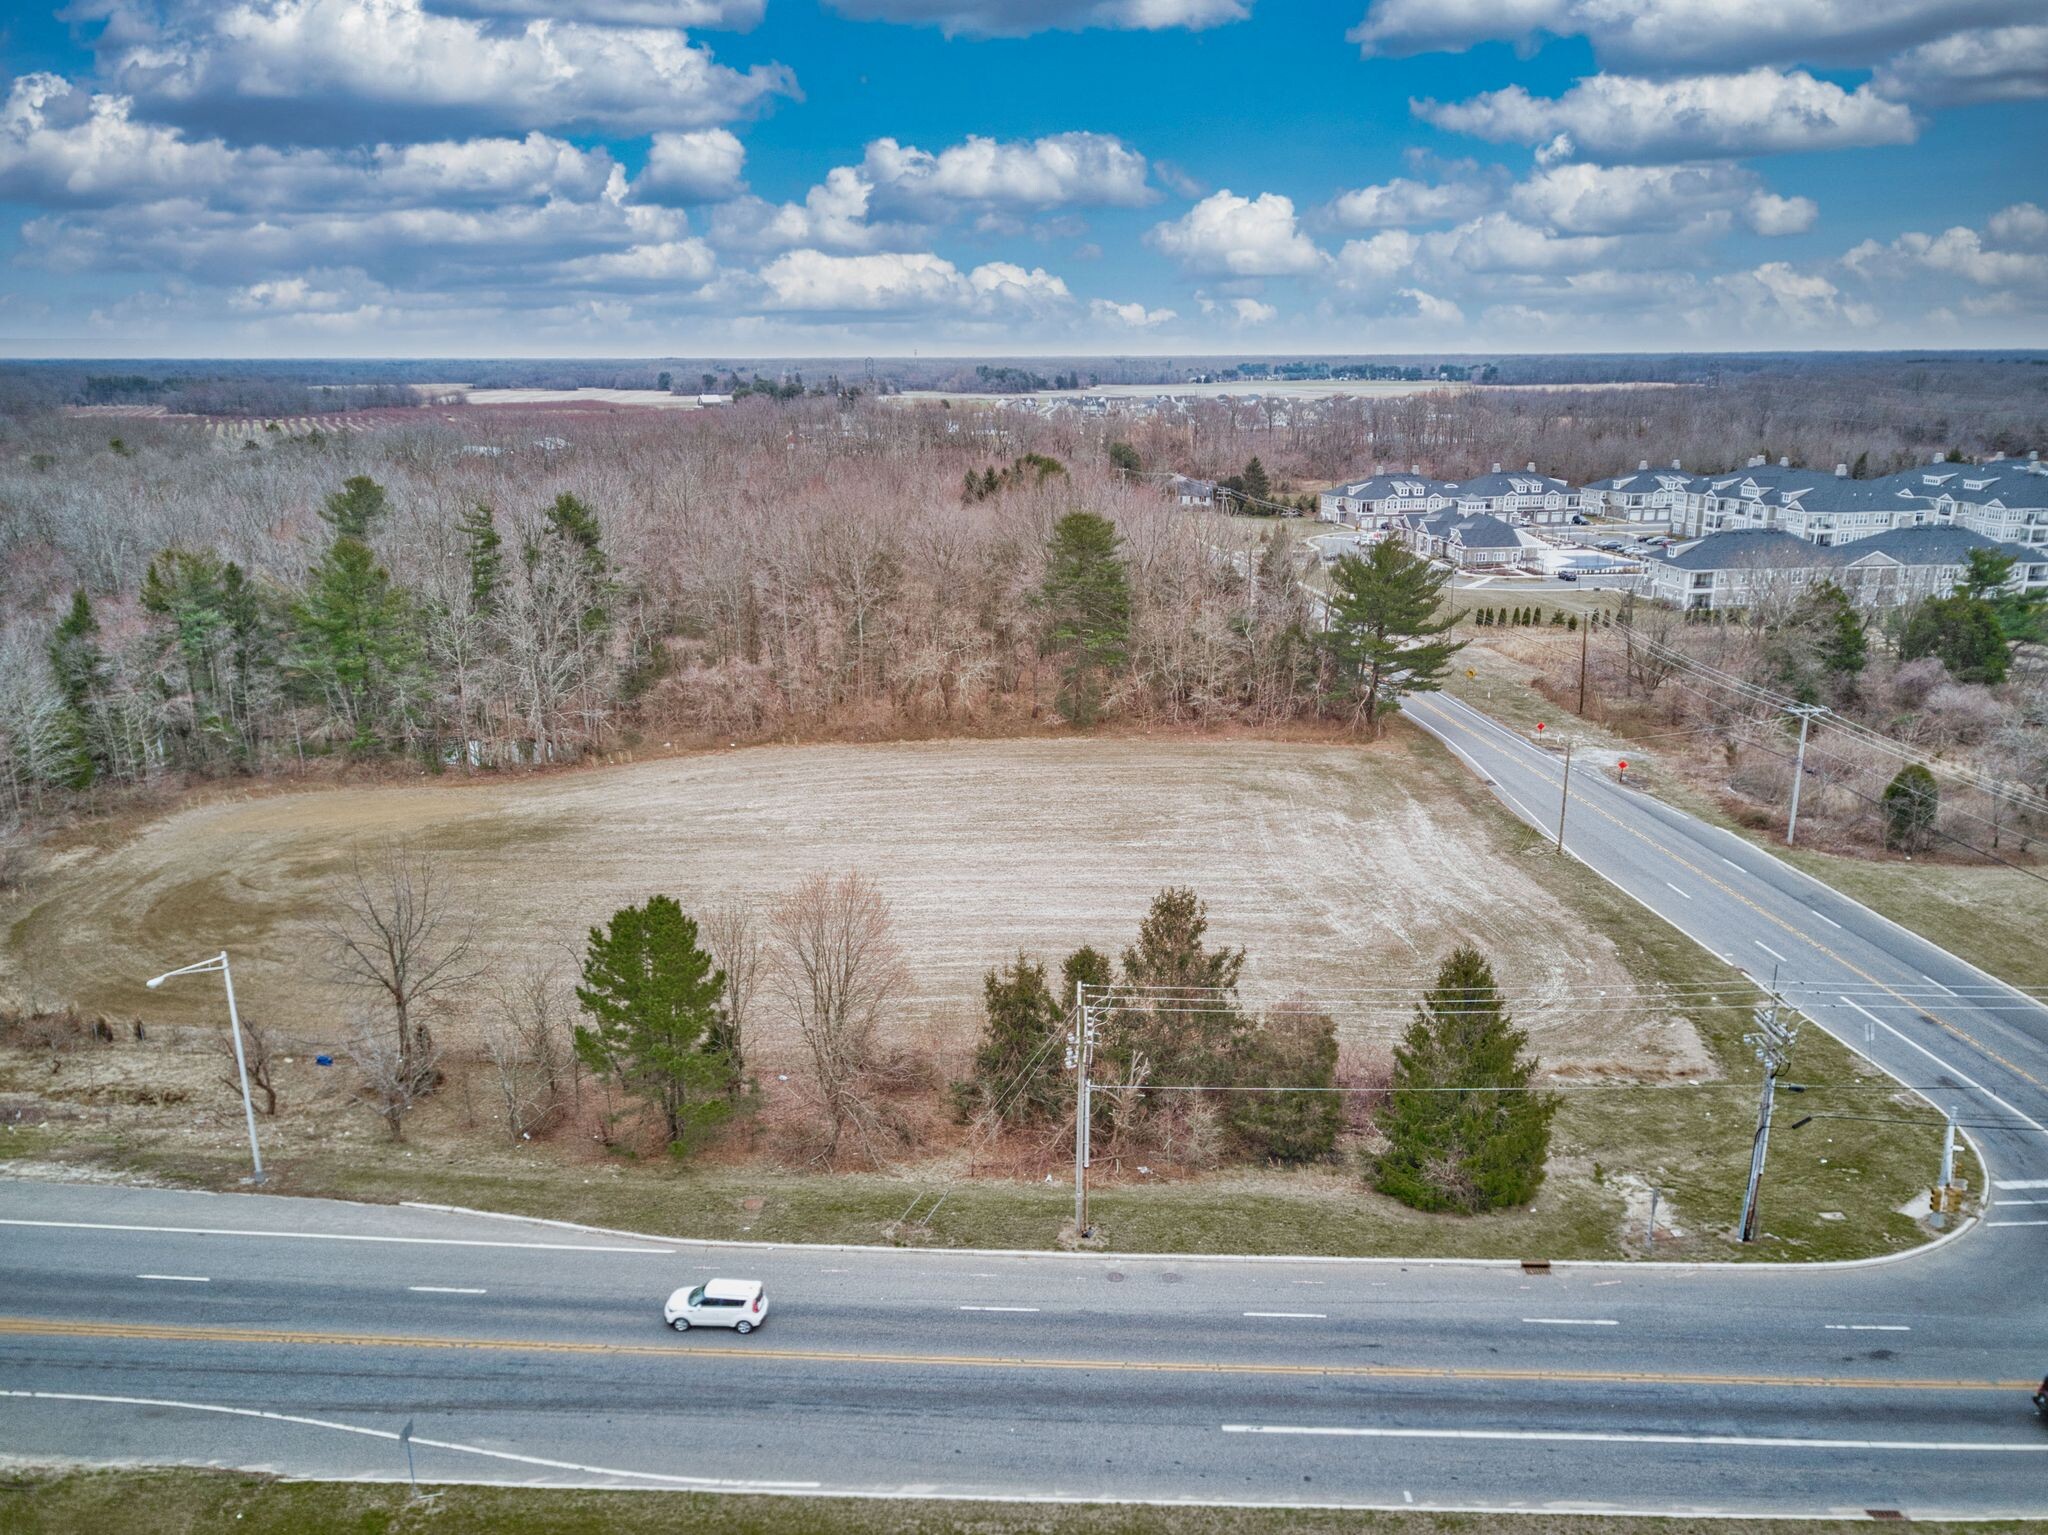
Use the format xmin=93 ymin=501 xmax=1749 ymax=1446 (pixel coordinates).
xmin=2 ymin=732 xmax=1709 ymax=1081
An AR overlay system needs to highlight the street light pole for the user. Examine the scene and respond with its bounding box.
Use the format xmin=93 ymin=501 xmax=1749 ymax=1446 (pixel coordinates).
xmin=1067 ymin=982 xmax=1097 ymax=1239
xmin=147 ymin=950 xmax=264 ymax=1185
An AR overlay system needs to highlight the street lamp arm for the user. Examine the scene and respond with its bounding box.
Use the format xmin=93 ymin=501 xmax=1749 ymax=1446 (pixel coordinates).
xmin=145 ymin=951 xmax=229 ymax=990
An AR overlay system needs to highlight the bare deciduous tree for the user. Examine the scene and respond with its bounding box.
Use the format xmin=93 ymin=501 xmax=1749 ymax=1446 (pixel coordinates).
xmin=480 ymin=955 xmax=576 ymax=1139
xmin=702 ymin=895 xmax=763 ymax=1091
xmin=770 ymin=871 xmax=904 ymax=1164
xmin=350 ymin=1015 xmax=441 ymax=1139
xmin=216 ymin=1014 xmax=279 ymax=1116
xmin=325 ymin=843 xmax=476 ymax=1078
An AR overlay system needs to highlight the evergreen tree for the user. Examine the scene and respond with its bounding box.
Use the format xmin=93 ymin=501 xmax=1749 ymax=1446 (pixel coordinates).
xmin=292 ymin=535 xmax=418 ymax=753
xmin=458 ymin=504 xmax=504 ymax=614
xmin=1112 ymin=887 xmax=1248 ymax=1088
xmin=1321 ymin=541 xmax=1463 ymax=733
xmin=1241 ymin=456 xmax=1272 ymax=505
xmin=1106 ymin=440 xmax=1141 ymax=476
xmin=1037 ymin=511 xmax=1131 ymax=726
xmin=1229 ymin=1000 xmax=1342 ymax=1164
xmin=960 ymin=955 xmax=1066 ymax=1124
xmin=574 ymin=895 xmax=731 ymax=1149
xmin=1899 ymin=591 xmax=2010 ymax=684
xmin=1374 ymin=946 xmax=1558 ymax=1213
xmin=320 ymin=475 xmax=390 ymax=540
xmin=1061 ymin=945 xmax=1112 ymax=1000
xmin=47 ymin=591 xmax=107 ymax=786
xmin=1882 ymin=764 xmax=1939 ymax=852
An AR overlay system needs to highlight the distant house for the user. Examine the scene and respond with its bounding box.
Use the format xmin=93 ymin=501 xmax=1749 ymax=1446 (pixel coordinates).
xmin=1581 ymin=461 xmax=1690 ymax=523
xmin=1167 ymin=474 xmax=1216 ymax=507
xmin=1639 ymin=526 xmax=2047 ymax=611
xmin=1318 ymin=470 xmax=1460 ymax=529
xmin=1403 ymin=509 xmax=1533 ymax=569
xmin=1453 ymin=464 xmax=1581 ymax=525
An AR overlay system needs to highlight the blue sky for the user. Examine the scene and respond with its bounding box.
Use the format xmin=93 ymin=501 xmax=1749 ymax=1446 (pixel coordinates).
xmin=1 ymin=0 xmax=2044 ymax=356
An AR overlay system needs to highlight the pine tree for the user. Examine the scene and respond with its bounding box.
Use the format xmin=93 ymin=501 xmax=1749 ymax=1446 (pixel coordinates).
xmin=292 ymin=536 xmax=418 ymax=753
xmin=1374 ymin=946 xmax=1558 ymax=1213
xmin=1230 ymin=1000 xmax=1342 ymax=1164
xmin=1241 ymin=456 xmax=1271 ymax=505
xmin=1882 ymin=765 xmax=1939 ymax=852
xmin=574 ymin=895 xmax=730 ymax=1149
xmin=1037 ymin=511 xmax=1131 ymax=726
xmin=1112 ymin=887 xmax=1248 ymax=1088
xmin=320 ymin=475 xmax=390 ymax=540
xmin=1320 ymin=541 xmax=1463 ymax=733
xmin=961 ymin=955 xmax=1065 ymax=1124
xmin=458 ymin=504 xmax=504 ymax=614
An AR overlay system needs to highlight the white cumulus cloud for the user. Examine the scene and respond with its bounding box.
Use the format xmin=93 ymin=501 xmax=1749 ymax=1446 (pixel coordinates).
xmin=1090 ymin=297 xmax=1177 ymax=326
xmin=1147 ymin=189 xmax=1324 ymax=276
xmin=1350 ymin=0 xmax=2041 ymax=70
xmin=820 ymin=0 xmax=1246 ymax=37
xmin=1417 ymin=69 xmax=1917 ymax=163
xmin=638 ymin=128 xmax=747 ymax=204
xmin=93 ymin=0 xmax=796 ymax=140
xmin=1326 ymin=173 xmax=1497 ymax=228
xmin=1745 ymin=191 xmax=1818 ymax=236
xmin=1872 ymin=25 xmax=2048 ymax=106
xmin=861 ymin=132 xmax=1153 ymax=212
xmin=755 ymin=248 xmax=1072 ymax=314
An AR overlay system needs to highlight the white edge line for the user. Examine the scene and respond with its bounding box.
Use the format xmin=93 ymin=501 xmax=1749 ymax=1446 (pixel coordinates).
xmin=135 ymin=1275 xmax=208 ymax=1283
xmin=958 ymin=1306 xmax=1040 ymax=1313
xmin=1221 ymin=1424 xmax=2048 ymax=1453
xmin=0 ymin=1219 xmax=673 ymax=1255
xmin=408 ymin=1286 xmax=487 ymax=1295
xmin=0 ymin=1390 xmax=819 ymax=1490
xmin=1242 ymin=1311 xmax=1327 ymax=1319
xmin=1521 ymin=1318 xmax=1619 ymax=1326
xmin=1834 ymin=997 xmax=2048 ymax=1137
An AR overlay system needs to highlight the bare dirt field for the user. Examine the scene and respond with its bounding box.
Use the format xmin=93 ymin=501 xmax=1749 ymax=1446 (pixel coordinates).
xmin=3 ymin=733 xmax=1707 ymax=1080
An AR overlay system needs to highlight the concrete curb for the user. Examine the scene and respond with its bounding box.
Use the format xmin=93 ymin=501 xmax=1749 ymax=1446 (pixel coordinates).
xmin=398 ymin=1197 xmax=1981 ymax=1273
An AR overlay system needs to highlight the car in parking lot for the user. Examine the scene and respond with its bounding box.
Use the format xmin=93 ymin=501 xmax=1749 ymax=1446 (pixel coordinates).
xmin=665 ymin=1278 xmax=768 ymax=1333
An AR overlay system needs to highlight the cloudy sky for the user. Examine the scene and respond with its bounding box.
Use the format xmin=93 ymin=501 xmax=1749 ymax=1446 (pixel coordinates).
xmin=1 ymin=0 xmax=2044 ymax=356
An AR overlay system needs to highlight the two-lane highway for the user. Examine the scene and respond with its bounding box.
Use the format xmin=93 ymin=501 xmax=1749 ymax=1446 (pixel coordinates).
xmin=3 ymin=1179 xmax=2046 ymax=1517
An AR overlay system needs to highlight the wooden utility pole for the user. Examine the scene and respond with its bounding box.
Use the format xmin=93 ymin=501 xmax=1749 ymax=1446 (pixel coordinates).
xmin=1556 ymin=739 xmax=1574 ymax=853
xmin=1577 ymin=618 xmax=1590 ymax=715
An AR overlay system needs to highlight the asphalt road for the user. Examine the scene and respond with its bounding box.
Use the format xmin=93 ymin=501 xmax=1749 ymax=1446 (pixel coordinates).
xmin=3 ymin=693 xmax=2046 ymax=1517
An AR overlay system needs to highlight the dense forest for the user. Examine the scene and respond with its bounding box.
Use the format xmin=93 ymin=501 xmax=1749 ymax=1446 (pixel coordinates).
xmin=2 ymin=364 xmax=2045 ymax=835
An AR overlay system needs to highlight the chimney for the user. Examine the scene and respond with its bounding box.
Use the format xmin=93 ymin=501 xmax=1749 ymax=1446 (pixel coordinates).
xmin=1638 ymin=459 xmax=1649 ymax=471
xmin=1411 ymin=463 xmax=1421 ymax=474
xmin=1527 ymin=461 xmax=1537 ymax=473
xmin=1749 ymin=454 xmax=1764 ymax=467
xmin=1491 ymin=462 xmax=1502 ymax=474
xmin=2031 ymin=450 xmax=2040 ymax=461
xmin=1671 ymin=459 xmax=1681 ymax=470
xmin=1779 ymin=455 xmax=1789 ymax=467
xmin=1835 ymin=463 xmax=1848 ymax=477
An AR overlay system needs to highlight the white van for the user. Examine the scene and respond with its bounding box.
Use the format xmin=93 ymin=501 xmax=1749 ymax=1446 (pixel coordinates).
xmin=664 ymin=1278 xmax=768 ymax=1333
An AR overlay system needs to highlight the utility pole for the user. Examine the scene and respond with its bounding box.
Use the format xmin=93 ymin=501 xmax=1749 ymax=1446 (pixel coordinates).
xmin=1784 ymin=704 xmax=1826 ymax=845
xmin=1067 ymin=982 xmax=1098 ymax=1238
xmin=1556 ymin=739 xmax=1574 ymax=853
xmin=1738 ymin=985 xmax=1799 ymax=1242
xmin=1577 ymin=617 xmax=1590 ymax=715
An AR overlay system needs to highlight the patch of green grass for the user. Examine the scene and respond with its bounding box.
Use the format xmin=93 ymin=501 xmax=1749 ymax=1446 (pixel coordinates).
xmin=10 ymin=1468 xmax=2045 ymax=1535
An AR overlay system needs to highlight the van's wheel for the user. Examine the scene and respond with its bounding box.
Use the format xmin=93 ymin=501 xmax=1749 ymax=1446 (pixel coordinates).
xmin=735 ymin=1321 xmax=753 ymax=1335
xmin=671 ymin=1318 xmax=690 ymax=1332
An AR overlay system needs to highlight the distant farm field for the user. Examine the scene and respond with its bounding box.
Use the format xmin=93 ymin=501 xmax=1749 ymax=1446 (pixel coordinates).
xmin=3 ymin=733 xmax=1709 ymax=1080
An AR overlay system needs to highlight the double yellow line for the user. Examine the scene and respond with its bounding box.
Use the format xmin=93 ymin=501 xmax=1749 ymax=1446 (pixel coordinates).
xmin=0 ymin=1316 xmax=2031 ymax=1393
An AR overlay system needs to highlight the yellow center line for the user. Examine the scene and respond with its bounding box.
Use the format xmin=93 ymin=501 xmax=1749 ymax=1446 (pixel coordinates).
xmin=1414 ymin=697 xmax=2045 ymax=1092
xmin=0 ymin=1316 xmax=2031 ymax=1393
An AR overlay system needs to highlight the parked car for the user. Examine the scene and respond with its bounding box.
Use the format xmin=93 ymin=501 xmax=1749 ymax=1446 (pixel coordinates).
xmin=1558 ymin=570 xmax=1579 ymax=582
xmin=1569 ymin=514 xmax=1588 ymax=524
xmin=665 ymin=1279 xmax=768 ymax=1333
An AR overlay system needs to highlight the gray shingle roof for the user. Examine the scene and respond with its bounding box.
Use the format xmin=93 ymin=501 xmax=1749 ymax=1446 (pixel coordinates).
xmin=1416 ymin=509 xmax=1523 ymax=548
xmin=1330 ymin=474 xmax=1460 ymax=501
xmin=1655 ymin=526 xmax=2040 ymax=573
xmin=1457 ymin=470 xmax=1570 ymax=498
